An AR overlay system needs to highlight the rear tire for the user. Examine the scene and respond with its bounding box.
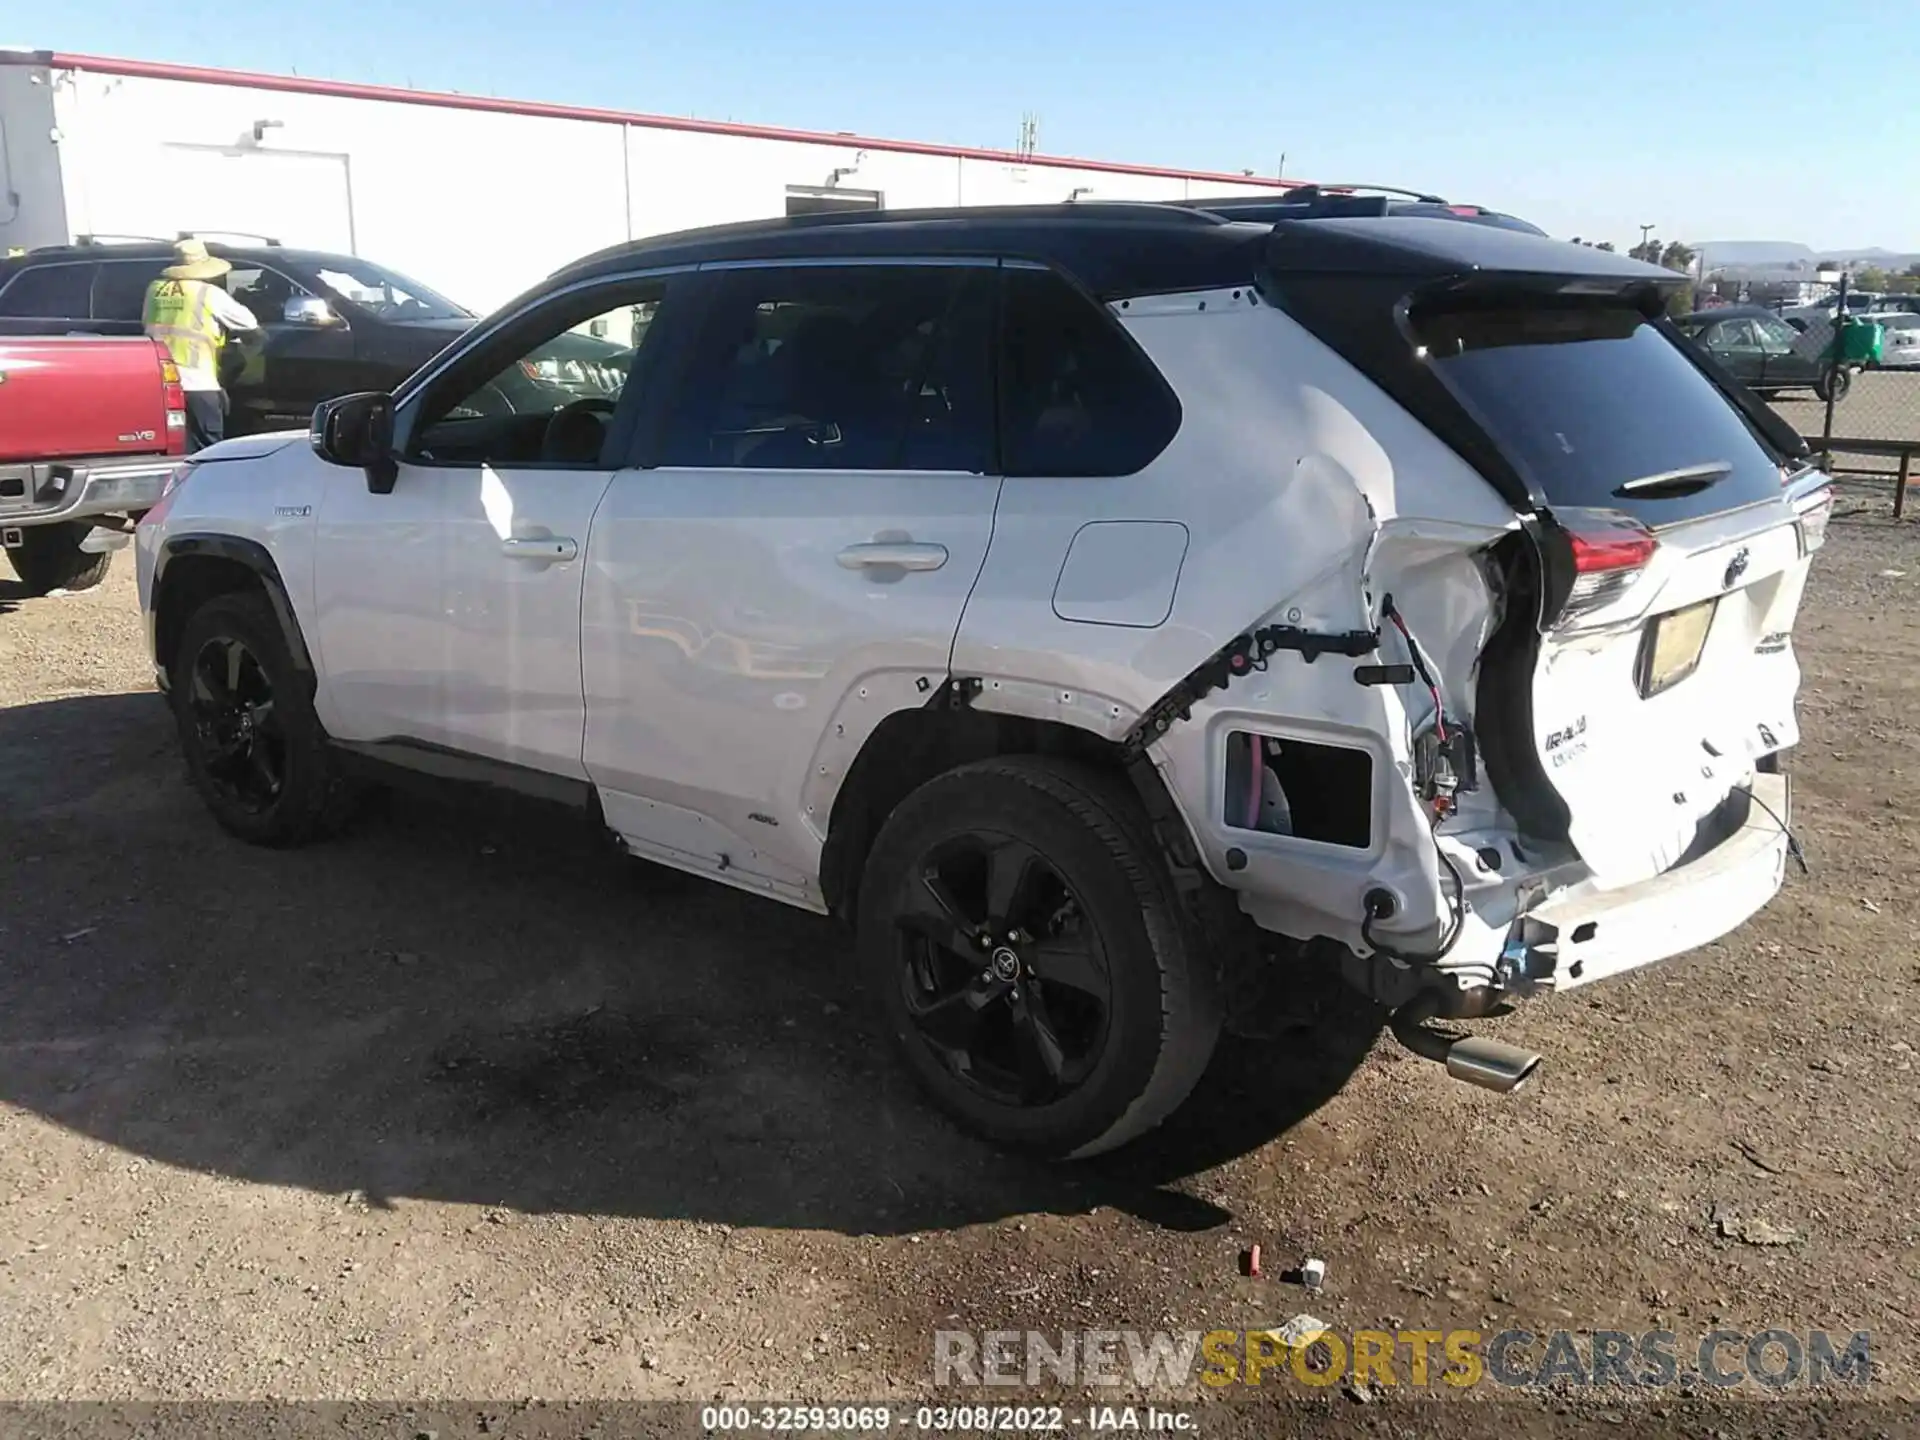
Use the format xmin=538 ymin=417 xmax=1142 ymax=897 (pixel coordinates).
xmin=1814 ymin=366 xmax=1852 ymax=403
xmin=169 ymin=589 xmax=356 ymax=847
xmin=856 ymin=756 xmax=1222 ymax=1159
xmin=6 ymin=523 xmax=112 ymax=596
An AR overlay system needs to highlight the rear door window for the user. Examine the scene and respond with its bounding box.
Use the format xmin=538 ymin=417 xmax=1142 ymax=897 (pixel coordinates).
xmin=998 ymin=266 xmax=1181 ymax=476
xmin=661 ymin=264 xmax=995 ymax=473
xmin=90 ymin=259 xmax=170 ymax=322
xmin=1416 ymin=304 xmax=1788 ymax=526
xmin=0 ymin=262 xmax=96 ymax=320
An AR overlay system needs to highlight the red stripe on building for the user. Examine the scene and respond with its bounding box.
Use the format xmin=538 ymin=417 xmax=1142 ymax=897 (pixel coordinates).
xmin=35 ymin=51 xmax=1305 ymax=191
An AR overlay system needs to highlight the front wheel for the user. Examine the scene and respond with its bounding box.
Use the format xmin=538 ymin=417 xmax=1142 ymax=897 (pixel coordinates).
xmin=857 ymin=756 xmax=1222 ymax=1158
xmin=169 ymin=589 xmax=356 ymax=846
xmin=5 ymin=523 xmax=112 ymax=596
xmin=1814 ymin=365 xmax=1853 ymax=403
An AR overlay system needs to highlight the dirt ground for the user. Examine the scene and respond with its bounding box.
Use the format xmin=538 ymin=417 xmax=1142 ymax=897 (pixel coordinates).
xmin=2 ymin=500 xmax=1916 ymax=1437
xmin=1772 ymin=368 xmax=1920 ymax=448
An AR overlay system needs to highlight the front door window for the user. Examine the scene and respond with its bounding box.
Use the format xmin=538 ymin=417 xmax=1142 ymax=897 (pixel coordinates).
xmin=409 ymin=286 xmax=666 ymax=468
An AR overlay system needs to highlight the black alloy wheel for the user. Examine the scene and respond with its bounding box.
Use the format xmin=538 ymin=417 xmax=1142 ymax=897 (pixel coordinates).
xmin=895 ymin=831 xmax=1112 ymax=1107
xmin=184 ymin=634 xmax=285 ymax=813
xmin=170 ymin=590 xmax=357 ymax=847
xmin=858 ymin=756 xmax=1222 ymax=1158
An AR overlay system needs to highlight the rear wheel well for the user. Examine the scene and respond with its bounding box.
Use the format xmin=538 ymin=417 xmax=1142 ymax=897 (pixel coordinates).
xmin=154 ymin=555 xmax=273 ymax=682
xmin=819 ymin=698 xmax=1219 ymax=932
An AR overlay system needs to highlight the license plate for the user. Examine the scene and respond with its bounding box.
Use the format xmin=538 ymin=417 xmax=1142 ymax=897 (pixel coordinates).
xmin=1637 ymin=599 xmax=1716 ymax=697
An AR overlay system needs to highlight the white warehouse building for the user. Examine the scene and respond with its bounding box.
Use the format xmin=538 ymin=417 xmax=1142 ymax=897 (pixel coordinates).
xmin=0 ymin=49 xmax=1289 ymax=313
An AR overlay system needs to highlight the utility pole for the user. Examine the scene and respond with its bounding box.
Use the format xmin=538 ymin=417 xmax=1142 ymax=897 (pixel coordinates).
xmin=1639 ymin=223 xmax=1655 ymax=256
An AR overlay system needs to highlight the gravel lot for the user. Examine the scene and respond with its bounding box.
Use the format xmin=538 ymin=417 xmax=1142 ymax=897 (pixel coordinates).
xmin=2 ymin=507 xmax=1916 ymax=1436
xmin=1773 ymin=370 xmax=1920 ymax=480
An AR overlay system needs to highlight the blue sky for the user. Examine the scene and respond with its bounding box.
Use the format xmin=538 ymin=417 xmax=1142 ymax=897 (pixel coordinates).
xmin=35 ymin=0 xmax=1920 ymax=253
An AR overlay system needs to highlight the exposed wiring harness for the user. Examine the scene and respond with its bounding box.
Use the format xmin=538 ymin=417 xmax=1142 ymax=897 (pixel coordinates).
xmin=1747 ymin=784 xmax=1810 ymax=876
xmin=1381 ymin=593 xmax=1446 ymax=741
xmin=1362 ymin=593 xmax=1470 ymax=963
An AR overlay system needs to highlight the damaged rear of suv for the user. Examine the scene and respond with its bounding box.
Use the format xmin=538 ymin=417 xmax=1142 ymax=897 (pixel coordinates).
xmin=928 ymin=195 xmax=1825 ymax=1144
xmin=1113 ymin=203 xmax=1826 ymax=1091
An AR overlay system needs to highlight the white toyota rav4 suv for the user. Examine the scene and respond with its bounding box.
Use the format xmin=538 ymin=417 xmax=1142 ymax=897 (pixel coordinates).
xmin=136 ymin=195 xmax=1832 ymax=1158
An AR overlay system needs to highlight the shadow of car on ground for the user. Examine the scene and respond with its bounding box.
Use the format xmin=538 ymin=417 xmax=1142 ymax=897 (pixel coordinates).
xmin=0 ymin=691 xmax=1383 ymax=1238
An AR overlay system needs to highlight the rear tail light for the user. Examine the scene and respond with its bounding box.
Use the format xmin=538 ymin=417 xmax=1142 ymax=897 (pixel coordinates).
xmin=155 ymin=346 xmax=188 ymax=456
xmin=1792 ymin=484 xmax=1833 ymax=555
xmin=1542 ymin=510 xmax=1659 ymax=628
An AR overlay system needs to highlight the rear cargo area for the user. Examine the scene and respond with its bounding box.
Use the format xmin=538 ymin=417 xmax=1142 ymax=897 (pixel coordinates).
xmin=1260 ymin=223 xmax=1825 ymax=885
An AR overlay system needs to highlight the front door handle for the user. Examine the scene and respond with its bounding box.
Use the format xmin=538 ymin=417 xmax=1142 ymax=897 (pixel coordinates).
xmin=501 ymin=536 xmax=578 ymax=563
xmin=835 ymin=542 xmax=948 ymax=572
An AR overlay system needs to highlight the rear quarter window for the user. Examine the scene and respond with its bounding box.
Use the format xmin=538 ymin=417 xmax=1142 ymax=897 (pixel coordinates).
xmin=999 ymin=267 xmax=1181 ymax=477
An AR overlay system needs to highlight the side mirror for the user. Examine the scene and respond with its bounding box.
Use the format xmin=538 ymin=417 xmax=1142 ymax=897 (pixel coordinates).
xmin=310 ymin=391 xmax=398 ymax=494
xmin=283 ymin=294 xmax=340 ymax=326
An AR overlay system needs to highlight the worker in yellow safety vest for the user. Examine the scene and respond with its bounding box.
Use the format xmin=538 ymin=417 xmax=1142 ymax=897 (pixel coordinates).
xmin=142 ymin=238 xmax=260 ymax=451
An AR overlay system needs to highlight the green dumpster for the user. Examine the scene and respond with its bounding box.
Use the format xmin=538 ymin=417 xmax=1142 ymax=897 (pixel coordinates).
xmin=1836 ymin=315 xmax=1885 ymax=365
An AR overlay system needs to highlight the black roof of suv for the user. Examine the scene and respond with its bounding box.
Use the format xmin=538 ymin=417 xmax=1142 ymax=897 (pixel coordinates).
xmin=541 ymin=190 xmax=1574 ymax=303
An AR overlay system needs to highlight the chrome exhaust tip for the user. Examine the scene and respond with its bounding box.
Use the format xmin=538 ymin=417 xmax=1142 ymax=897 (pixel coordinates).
xmin=1443 ymin=1036 xmax=1544 ymax=1094
xmin=1389 ymin=993 xmax=1543 ymax=1095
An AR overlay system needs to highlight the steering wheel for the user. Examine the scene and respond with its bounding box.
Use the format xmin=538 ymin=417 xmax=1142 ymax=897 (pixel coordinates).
xmin=540 ymin=396 xmax=618 ymax=464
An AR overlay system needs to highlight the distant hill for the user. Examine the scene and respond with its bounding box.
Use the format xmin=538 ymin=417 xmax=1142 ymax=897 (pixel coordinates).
xmin=1697 ymin=241 xmax=1817 ymax=267
xmin=1698 ymin=240 xmax=1920 ymax=270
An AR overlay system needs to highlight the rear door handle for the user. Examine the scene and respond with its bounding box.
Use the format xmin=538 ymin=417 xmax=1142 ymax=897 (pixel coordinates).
xmin=501 ymin=536 xmax=578 ymax=563
xmin=835 ymin=542 xmax=948 ymax=572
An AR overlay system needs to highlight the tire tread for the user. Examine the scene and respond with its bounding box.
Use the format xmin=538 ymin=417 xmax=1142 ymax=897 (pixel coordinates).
xmin=171 ymin=590 xmax=356 ymax=847
xmin=8 ymin=524 xmax=112 ymax=597
xmin=862 ymin=754 xmax=1221 ymax=1158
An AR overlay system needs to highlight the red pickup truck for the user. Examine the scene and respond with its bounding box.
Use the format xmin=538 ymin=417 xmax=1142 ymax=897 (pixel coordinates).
xmin=0 ymin=336 xmax=186 ymax=595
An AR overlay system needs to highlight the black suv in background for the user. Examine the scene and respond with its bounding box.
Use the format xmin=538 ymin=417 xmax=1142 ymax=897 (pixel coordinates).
xmin=0 ymin=238 xmax=629 ymax=437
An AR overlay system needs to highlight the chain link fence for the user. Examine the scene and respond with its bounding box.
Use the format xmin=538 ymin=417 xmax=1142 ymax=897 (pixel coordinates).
xmin=1759 ymin=316 xmax=1920 ymax=516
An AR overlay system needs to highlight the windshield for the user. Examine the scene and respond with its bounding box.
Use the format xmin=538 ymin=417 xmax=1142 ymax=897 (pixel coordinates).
xmin=310 ymin=261 xmax=469 ymax=321
xmin=1417 ymin=303 xmax=1788 ymax=526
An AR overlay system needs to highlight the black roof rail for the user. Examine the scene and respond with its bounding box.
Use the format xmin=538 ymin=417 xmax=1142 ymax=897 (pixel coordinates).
xmin=1179 ymin=190 xmax=1547 ymax=237
xmin=180 ymin=230 xmax=283 ymax=246
xmin=555 ymin=201 xmax=1231 ymax=274
xmin=553 ymin=203 xmax=1261 ymax=302
xmin=1284 ymin=183 xmax=1449 ymax=204
xmin=1189 ymin=193 xmax=1398 ymax=219
xmin=750 ymin=200 xmax=1226 ymax=234
xmin=72 ymin=233 xmax=170 ymax=247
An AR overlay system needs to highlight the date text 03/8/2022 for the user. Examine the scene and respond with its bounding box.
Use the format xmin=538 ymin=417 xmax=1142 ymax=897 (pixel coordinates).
xmin=698 ymin=1404 xmax=1197 ymax=1432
